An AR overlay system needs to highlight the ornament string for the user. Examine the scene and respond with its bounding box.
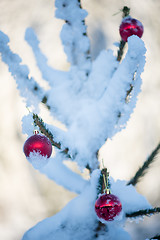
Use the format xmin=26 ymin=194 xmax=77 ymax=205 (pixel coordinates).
xmin=103 ymin=173 xmax=107 ymax=192
xmin=101 ymin=161 xmax=111 ymax=194
xmin=26 ymin=107 xmax=40 ymax=135
xmin=103 ymin=169 xmax=110 ymax=194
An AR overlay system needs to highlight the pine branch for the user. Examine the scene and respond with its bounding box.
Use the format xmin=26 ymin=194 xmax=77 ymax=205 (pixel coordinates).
xmin=0 ymin=30 xmax=51 ymax=110
xmin=94 ymin=170 xmax=110 ymax=238
xmin=127 ymin=143 xmax=160 ymax=186
xmin=97 ymin=168 xmax=111 ymax=195
xmin=41 ymin=96 xmax=51 ymax=110
xmin=122 ymin=6 xmax=130 ymax=18
xmin=111 ymin=37 xmax=146 ymax=140
xmin=150 ymin=235 xmax=160 ymax=239
xmin=33 ymin=113 xmax=70 ymax=157
xmin=33 ymin=113 xmax=94 ymax=172
xmin=115 ymin=7 xmax=143 ymax=132
xmin=117 ymin=40 xmax=126 ymax=62
xmin=25 ymin=28 xmax=67 ymax=89
xmin=40 ymin=156 xmax=88 ymax=194
xmin=126 ymin=207 xmax=160 ymax=218
xmin=117 ymin=6 xmax=130 ymax=62
xmin=97 ymin=170 xmax=105 ymax=195
xmin=94 ymin=221 xmax=107 ymax=238
xmin=55 ymin=0 xmax=91 ymax=75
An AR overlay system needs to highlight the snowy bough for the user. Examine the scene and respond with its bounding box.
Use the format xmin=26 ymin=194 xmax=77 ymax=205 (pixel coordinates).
xmin=0 ymin=1 xmax=160 ymax=240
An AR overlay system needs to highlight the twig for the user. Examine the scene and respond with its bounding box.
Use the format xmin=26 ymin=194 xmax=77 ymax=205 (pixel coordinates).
xmin=122 ymin=6 xmax=130 ymax=18
xmin=126 ymin=207 xmax=160 ymax=218
xmin=116 ymin=6 xmax=130 ymax=62
xmin=117 ymin=40 xmax=126 ymax=62
xmin=127 ymin=143 xmax=160 ymax=186
xmin=96 ymin=168 xmax=111 ymax=195
xmin=0 ymin=31 xmax=50 ymax=110
xmin=56 ymin=0 xmax=91 ymax=76
xmin=33 ymin=113 xmax=94 ymax=172
xmin=33 ymin=113 xmax=70 ymax=156
xmin=94 ymin=221 xmax=107 ymax=238
xmin=150 ymin=235 xmax=160 ymax=240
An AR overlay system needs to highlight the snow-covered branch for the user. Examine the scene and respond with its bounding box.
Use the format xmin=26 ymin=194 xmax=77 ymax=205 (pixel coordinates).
xmin=25 ymin=28 xmax=67 ymax=88
xmin=22 ymin=113 xmax=87 ymax=193
xmin=0 ymin=31 xmax=47 ymax=110
xmin=126 ymin=207 xmax=160 ymax=218
xmin=55 ymin=0 xmax=91 ymax=76
xmin=99 ymin=35 xmax=146 ymax=139
xmin=22 ymin=171 xmax=152 ymax=240
xmin=149 ymin=235 xmax=160 ymax=240
xmin=128 ymin=142 xmax=160 ymax=186
xmin=33 ymin=113 xmax=61 ymax=150
xmin=40 ymin=154 xmax=88 ymax=194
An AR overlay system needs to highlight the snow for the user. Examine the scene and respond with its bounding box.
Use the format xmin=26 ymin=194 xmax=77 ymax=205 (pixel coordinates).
xmin=0 ymin=1 xmax=150 ymax=239
xmin=26 ymin=150 xmax=88 ymax=194
xmin=0 ymin=31 xmax=45 ymax=110
xmin=55 ymin=0 xmax=91 ymax=74
xmin=27 ymin=151 xmax=49 ymax=169
xmin=25 ymin=28 xmax=67 ymax=87
xmin=110 ymin=178 xmax=151 ymax=214
xmin=22 ymin=113 xmax=87 ymax=194
xmin=0 ymin=25 xmax=146 ymax=170
xmin=85 ymin=49 xmax=118 ymax=100
xmin=40 ymin=152 xmax=88 ymax=194
xmin=22 ymin=170 xmax=151 ymax=240
xmin=50 ymin=35 xmax=146 ymax=169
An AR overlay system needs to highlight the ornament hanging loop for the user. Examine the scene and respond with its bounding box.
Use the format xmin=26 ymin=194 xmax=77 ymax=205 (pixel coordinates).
xmin=122 ymin=6 xmax=130 ymax=18
xmin=112 ymin=6 xmax=130 ymax=18
xmin=33 ymin=129 xmax=39 ymax=135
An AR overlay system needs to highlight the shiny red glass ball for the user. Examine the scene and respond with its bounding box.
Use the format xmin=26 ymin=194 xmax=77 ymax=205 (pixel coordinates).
xmin=23 ymin=134 xmax=52 ymax=158
xmin=95 ymin=193 xmax=122 ymax=221
xmin=119 ymin=17 xmax=144 ymax=42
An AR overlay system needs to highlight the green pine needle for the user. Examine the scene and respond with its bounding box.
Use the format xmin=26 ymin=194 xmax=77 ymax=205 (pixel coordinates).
xmin=127 ymin=143 xmax=160 ymax=186
xmin=126 ymin=207 xmax=160 ymax=218
xmin=150 ymin=235 xmax=160 ymax=239
xmin=32 ymin=113 xmax=72 ymax=159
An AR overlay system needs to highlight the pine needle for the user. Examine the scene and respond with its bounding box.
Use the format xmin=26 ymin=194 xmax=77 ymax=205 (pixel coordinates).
xmin=33 ymin=113 xmax=70 ymax=157
xmin=127 ymin=143 xmax=160 ymax=186
xmin=126 ymin=207 xmax=160 ymax=218
xmin=150 ymin=235 xmax=160 ymax=239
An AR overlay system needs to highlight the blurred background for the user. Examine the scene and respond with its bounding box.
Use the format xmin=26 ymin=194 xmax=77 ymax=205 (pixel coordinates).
xmin=0 ymin=0 xmax=160 ymax=239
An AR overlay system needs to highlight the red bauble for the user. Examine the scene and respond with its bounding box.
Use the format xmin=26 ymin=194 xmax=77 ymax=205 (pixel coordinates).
xmin=95 ymin=193 xmax=122 ymax=221
xmin=119 ymin=17 xmax=144 ymax=42
xmin=23 ymin=134 xmax=52 ymax=158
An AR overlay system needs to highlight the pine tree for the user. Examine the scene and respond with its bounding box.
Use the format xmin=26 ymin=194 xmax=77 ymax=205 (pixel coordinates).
xmin=0 ymin=1 xmax=160 ymax=239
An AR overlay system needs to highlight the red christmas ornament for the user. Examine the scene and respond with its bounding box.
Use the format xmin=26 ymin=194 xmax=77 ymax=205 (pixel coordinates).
xmin=95 ymin=193 xmax=122 ymax=221
xmin=23 ymin=134 xmax=52 ymax=158
xmin=119 ymin=16 xmax=144 ymax=42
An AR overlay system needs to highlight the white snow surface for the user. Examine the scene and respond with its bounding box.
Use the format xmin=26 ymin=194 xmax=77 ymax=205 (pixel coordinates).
xmin=27 ymin=151 xmax=49 ymax=169
xmin=22 ymin=113 xmax=87 ymax=194
xmin=46 ymin=35 xmax=146 ymax=169
xmin=25 ymin=28 xmax=67 ymax=87
xmin=27 ymin=34 xmax=144 ymax=170
xmin=40 ymin=152 xmax=88 ymax=194
xmin=27 ymin=151 xmax=88 ymax=194
xmin=55 ymin=0 xmax=91 ymax=74
xmin=0 ymin=31 xmax=45 ymax=110
xmin=22 ymin=170 xmax=151 ymax=240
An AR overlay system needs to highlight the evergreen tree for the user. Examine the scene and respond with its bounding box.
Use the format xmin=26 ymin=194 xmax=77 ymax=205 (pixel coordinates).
xmin=0 ymin=1 xmax=159 ymax=239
